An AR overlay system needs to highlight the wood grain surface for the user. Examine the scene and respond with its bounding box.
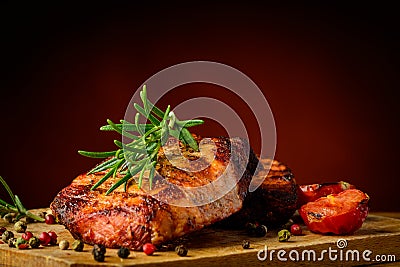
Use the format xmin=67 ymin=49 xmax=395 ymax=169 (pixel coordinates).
xmin=0 ymin=210 xmax=399 ymax=266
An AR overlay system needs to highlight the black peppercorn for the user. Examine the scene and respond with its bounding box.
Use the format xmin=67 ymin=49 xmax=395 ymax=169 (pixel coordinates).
xmin=254 ymin=225 xmax=268 ymax=237
xmin=245 ymin=222 xmax=257 ymax=236
xmin=242 ymin=240 xmax=250 ymax=249
xmin=117 ymin=246 xmax=130 ymax=259
xmin=25 ymin=216 xmax=36 ymax=224
xmin=93 ymin=249 xmax=105 ymax=262
xmin=72 ymin=240 xmax=84 ymax=251
xmin=28 ymin=236 xmax=41 ymax=248
xmin=246 ymin=222 xmax=268 ymax=237
xmin=0 ymin=227 xmax=6 ymax=235
xmin=175 ymin=245 xmax=188 ymax=257
xmin=8 ymin=237 xmax=17 ymax=248
xmin=91 ymin=244 xmax=106 ymax=262
xmin=92 ymin=244 xmax=106 ymax=255
xmin=2 ymin=230 xmax=14 ymax=242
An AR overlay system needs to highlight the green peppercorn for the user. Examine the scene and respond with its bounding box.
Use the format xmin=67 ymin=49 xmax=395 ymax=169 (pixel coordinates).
xmin=29 ymin=236 xmax=41 ymax=248
xmin=242 ymin=240 xmax=250 ymax=249
xmin=117 ymin=246 xmax=130 ymax=259
xmin=2 ymin=230 xmax=14 ymax=242
xmin=8 ymin=237 xmax=17 ymax=248
xmin=278 ymin=229 xmax=291 ymax=242
xmin=72 ymin=240 xmax=84 ymax=252
xmin=15 ymin=237 xmax=27 ymax=249
xmin=14 ymin=221 xmax=27 ymax=233
xmin=175 ymin=245 xmax=188 ymax=257
xmin=59 ymin=240 xmax=69 ymax=250
xmin=3 ymin=213 xmax=14 ymax=223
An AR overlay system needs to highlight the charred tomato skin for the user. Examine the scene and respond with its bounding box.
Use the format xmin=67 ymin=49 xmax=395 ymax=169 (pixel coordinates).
xmin=299 ymin=189 xmax=369 ymax=235
xmin=297 ymin=181 xmax=355 ymax=207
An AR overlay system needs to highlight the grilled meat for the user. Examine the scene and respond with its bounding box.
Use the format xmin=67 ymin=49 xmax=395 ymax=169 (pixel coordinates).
xmin=51 ymin=136 xmax=258 ymax=250
xmin=221 ymin=158 xmax=298 ymax=227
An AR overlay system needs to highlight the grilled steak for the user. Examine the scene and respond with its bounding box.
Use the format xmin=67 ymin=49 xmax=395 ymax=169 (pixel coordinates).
xmin=221 ymin=158 xmax=298 ymax=227
xmin=51 ymin=136 xmax=258 ymax=250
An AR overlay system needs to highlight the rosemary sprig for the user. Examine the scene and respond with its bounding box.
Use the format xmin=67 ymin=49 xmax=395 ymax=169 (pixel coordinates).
xmin=79 ymin=85 xmax=204 ymax=194
xmin=0 ymin=176 xmax=45 ymax=222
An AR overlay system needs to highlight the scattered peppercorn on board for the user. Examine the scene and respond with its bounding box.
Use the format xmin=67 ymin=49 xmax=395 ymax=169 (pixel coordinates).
xmin=0 ymin=209 xmax=399 ymax=266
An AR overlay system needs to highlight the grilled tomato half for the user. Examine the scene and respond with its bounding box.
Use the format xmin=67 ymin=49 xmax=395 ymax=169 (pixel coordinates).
xmin=299 ymin=189 xmax=369 ymax=235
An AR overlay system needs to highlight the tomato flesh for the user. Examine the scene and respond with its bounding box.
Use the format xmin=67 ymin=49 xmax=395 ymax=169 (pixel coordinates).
xmin=297 ymin=181 xmax=355 ymax=207
xmin=299 ymin=189 xmax=369 ymax=235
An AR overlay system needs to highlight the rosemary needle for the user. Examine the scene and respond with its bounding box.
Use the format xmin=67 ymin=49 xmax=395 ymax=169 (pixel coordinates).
xmin=0 ymin=175 xmax=45 ymax=222
xmin=79 ymin=85 xmax=204 ymax=194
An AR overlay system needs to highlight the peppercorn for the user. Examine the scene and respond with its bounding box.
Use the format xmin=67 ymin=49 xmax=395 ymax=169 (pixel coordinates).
xmin=25 ymin=216 xmax=36 ymax=224
xmin=45 ymin=214 xmax=56 ymax=224
xmin=48 ymin=231 xmax=58 ymax=245
xmin=245 ymin=222 xmax=267 ymax=237
xmin=254 ymin=225 xmax=268 ymax=237
xmin=8 ymin=237 xmax=17 ymax=248
xmin=143 ymin=243 xmax=156 ymax=255
xmin=15 ymin=237 xmax=27 ymax=249
xmin=0 ymin=227 xmax=6 ymax=235
xmin=278 ymin=229 xmax=291 ymax=242
xmin=59 ymin=240 xmax=69 ymax=250
xmin=39 ymin=232 xmax=51 ymax=246
xmin=290 ymin=224 xmax=302 ymax=236
xmin=3 ymin=213 xmax=14 ymax=223
xmin=2 ymin=230 xmax=14 ymax=242
xmin=242 ymin=240 xmax=250 ymax=249
xmin=92 ymin=244 xmax=107 ymax=262
xmin=175 ymin=245 xmax=188 ymax=257
xmin=93 ymin=249 xmax=105 ymax=262
xmin=29 ymin=236 xmax=41 ymax=248
xmin=72 ymin=240 xmax=84 ymax=252
xmin=22 ymin=231 xmax=33 ymax=241
xmin=245 ymin=222 xmax=258 ymax=236
xmin=19 ymin=244 xmax=30 ymax=249
xmin=14 ymin=221 xmax=27 ymax=233
xmin=117 ymin=247 xmax=130 ymax=259
xmin=92 ymin=244 xmax=106 ymax=255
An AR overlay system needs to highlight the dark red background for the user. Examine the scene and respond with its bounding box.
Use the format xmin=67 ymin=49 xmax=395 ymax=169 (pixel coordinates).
xmin=1 ymin=3 xmax=399 ymax=211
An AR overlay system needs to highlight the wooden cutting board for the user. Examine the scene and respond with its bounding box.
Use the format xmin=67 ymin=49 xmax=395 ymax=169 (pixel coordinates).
xmin=0 ymin=210 xmax=399 ymax=266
